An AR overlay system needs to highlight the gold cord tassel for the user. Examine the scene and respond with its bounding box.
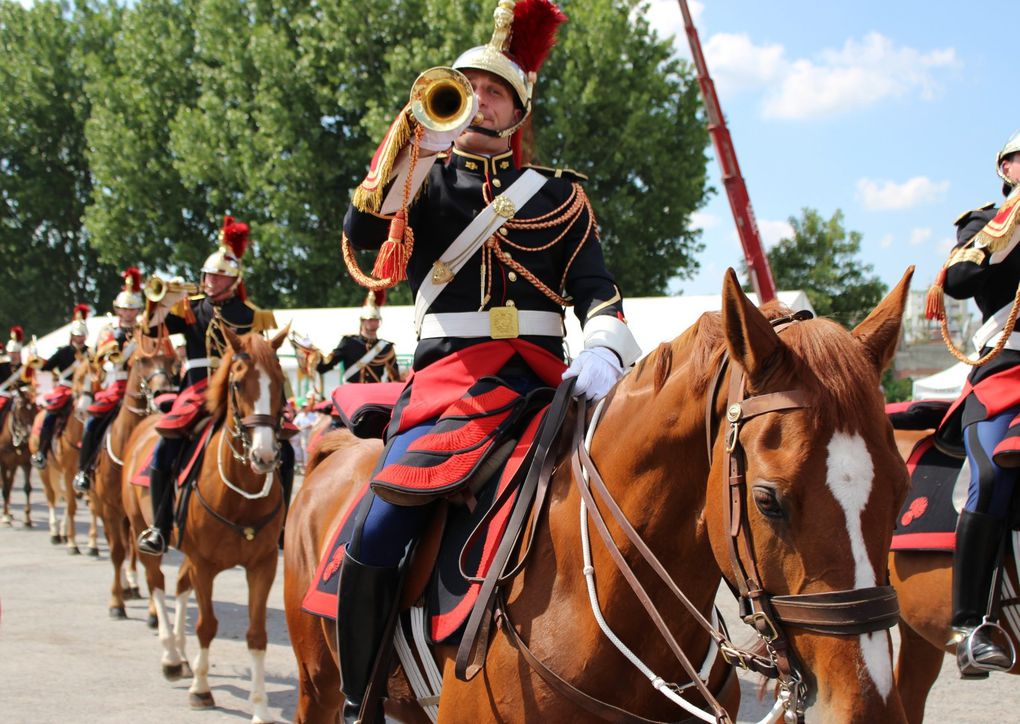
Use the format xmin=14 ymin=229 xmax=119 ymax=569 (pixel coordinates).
xmin=925 ymin=267 xmax=946 ymax=321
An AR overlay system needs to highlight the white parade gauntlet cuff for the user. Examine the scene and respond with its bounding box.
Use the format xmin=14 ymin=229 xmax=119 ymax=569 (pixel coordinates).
xmin=581 ymin=314 xmax=642 ymax=367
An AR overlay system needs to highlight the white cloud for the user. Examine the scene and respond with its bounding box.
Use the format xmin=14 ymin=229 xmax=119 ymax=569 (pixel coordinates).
xmin=758 ymin=219 xmax=795 ymax=248
xmin=641 ymin=0 xmax=704 ymax=56
xmin=909 ymin=228 xmax=933 ymax=246
xmin=702 ymin=33 xmax=786 ymax=95
xmin=879 ymin=233 xmax=895 ymax=248
xmin=938 ymin=237 xmax=956 ymax=253
xmin=856 ymin=176 xmax=950 ymax=211
xmin=690 ymin=210 xmax=720 ymax=230
xmin=693 ymin=31 xmax=956 ymax=120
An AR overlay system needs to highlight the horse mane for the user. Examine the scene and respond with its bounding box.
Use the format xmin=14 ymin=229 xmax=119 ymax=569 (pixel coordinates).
xmin=305 ymin=429 xmax=362 ymax=475
xmin=648 ymin=302 xmax=881 ymax=430
xmin=206 ymin=333 xmax=284 ymax=419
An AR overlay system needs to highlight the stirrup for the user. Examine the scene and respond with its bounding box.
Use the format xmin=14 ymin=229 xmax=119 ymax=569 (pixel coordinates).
xmin=73 ymin=470 xmax=90 ymax=493
xmin=137 ymin=527 xmax=168 ymax=556
xmin=958 ymin=618 xmax=1016 ymax=677
xmin=30 ymin=452 xmax=45 ymax=470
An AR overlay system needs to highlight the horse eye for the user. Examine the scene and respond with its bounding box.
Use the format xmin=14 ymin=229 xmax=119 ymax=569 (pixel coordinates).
xmin=752 ymin=485 xmax=785 ymax=519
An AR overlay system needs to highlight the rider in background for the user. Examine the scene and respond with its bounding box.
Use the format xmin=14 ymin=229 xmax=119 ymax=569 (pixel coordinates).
xmin=0 ymin=326 xmax=29 ymax=429
xmin=30 ymin=305 xmax=89 ymax=470
xmin=316 ymin=292 xmax=400 ymax=383
xmin=72 ymin=267 xmax=144 ymax=493
xmin=135 ymin=216 xmax=287 ymax=555
xmin=336 ymin=1 xmax=640 ymax=720
xmin=941 ymin=129 xmax=1020 ymax=676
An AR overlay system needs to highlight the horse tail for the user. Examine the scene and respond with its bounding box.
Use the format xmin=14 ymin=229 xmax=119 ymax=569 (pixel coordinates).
xmin=305 ymin=429 xmax=360 ymax=475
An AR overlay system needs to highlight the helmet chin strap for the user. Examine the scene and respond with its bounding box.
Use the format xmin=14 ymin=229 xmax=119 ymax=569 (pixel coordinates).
xmin=466 ymin=104 xmax=532 ymax=140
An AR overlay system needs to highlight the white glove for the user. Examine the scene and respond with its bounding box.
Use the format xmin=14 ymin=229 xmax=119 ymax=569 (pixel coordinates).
xmin=418 ymin=95 xmax=480 ymax=152
xmin=562 ymin=346 xmax=624 ymax=401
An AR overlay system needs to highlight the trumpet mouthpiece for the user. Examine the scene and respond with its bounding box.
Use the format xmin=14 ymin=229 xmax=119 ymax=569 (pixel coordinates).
xmin=472 ymin=112 xmax=484 ymax=125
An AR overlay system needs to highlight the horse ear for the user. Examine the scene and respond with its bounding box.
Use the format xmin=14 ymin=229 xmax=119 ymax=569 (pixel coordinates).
xmin=223 ymin=326 xmax=243 ymax=353
xmin=720 ymin=268 xmax=782 ymax=383
xmin=851 ymin=266 xmax=913 ymax=374
xmin=270 ymin=322 xmax=291 ymax=351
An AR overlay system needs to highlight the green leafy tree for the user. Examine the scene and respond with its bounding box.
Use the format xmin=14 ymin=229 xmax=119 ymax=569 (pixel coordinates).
xmin=0 ymin=0 xmax=120 ymax=334
xmin=766 ymin=208 xmax=887 ymax=328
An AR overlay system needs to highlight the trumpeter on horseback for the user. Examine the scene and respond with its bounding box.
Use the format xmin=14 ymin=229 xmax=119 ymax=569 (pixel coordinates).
xmin=0 ymin=326 xmax=31 ymax=430
xmin=135 ymin=215 xmax=290 ymax=555
xmin=931 ymin=129 xmax=1020 ymax=676
xmin=73 ymin=267 xmax=144 ymax=493
xmin=316 ymin=292 xmax=400 ymax=384
xmin=30 ymin=305 xmax=90 ymax=470
xmin=336 ymin=1 xmax=640 ymax=720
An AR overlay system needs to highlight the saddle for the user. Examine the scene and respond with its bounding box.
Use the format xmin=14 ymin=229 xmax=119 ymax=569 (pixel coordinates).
xmin=330 ymin=382 xmax=404 ymax=438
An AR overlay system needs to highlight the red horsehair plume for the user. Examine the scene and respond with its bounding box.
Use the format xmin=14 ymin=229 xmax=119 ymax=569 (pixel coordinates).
xmin=372 ymin=290 xmax=386 ymax=307
xmin=509 ymin=0 xmax=568 ymax=75
xmin=10 ymin=325 xmax=24 ymax=342
xmin=122 ymin=266 xmax=142 ymax=291
xmin=73 ymin=303 xmax=90 ymax=320
xmin=221 ymin=215 xmax=250 ymax=259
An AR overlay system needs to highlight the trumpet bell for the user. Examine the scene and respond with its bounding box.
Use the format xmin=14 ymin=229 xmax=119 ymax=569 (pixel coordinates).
xmin=410 ymin=67 xmax=478 ymax=134
xmin=144 ymin=275 xmax=198 ymax=303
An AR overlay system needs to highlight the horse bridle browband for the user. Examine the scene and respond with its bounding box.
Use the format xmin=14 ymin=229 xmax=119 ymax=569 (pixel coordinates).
xmin=223 ymin=351 xmax=288 ymax=470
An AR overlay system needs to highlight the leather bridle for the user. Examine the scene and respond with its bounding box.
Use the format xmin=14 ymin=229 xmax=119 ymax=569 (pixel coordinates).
xmin=222 ymin=351 xmax=288 ymax=472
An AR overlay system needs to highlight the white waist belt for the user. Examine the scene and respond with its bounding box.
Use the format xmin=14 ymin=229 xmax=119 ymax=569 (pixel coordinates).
xmin=182 ymin=357 xmax=211 ymax=373
xmin=418 ymin=311 xmax=564 ymax=340
xmin=977 ymin=331 xmax=1020 ymax=353
xmin=972 ymin=303 xmax=1020 ymax=352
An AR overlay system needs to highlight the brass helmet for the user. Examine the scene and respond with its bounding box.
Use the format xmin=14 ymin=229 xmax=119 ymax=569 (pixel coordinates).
xmin=6 ymin=325 xmax=24 ymax=354
xmin=113 ymin=267 xmax=144 ymax=310
xmin=451 ymin=0 xmax=567 ymax=139
xmin=70 ymin=303 xmax=90 ymax=338
xmin=201 ymin=215 xmax=250 ymax=278
xmin=360 ymin=290 xmax=384 ymax=321
xmin=997 ymin=129 xmax=1020 ymax=187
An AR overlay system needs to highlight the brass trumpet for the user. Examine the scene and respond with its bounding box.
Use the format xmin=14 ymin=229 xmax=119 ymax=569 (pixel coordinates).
xmin=144 ymin=275 xmax=198 ymax=303
xmin=409 ymin=67 xmax=482 ymax=133
xmin=25 ymin=356 xmax=45 ymax=370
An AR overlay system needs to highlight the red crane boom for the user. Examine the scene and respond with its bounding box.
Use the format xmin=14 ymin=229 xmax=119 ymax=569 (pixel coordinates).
xmin=676 ymin=0 xmax=777 ymax=302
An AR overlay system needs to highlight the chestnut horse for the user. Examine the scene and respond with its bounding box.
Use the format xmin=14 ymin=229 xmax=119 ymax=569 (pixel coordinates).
xmin=0 ymin=386 xmax=36 ymax=526
xmin=123 ymin=328 xmax=288 ymax=724
xmin=890 ymin=431 xmax=1020 ymax=723
xmin=284 ymin=269 xmax=914 ymax=723
xmin=29 ymin=358 xmax=94 ymax=553
xmin=91 ymin=335 xmax=176 ymax=619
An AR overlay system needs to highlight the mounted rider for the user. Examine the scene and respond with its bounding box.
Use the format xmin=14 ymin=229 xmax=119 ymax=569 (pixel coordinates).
xmin=136 ymin=216 xmax=291 ymax=555
xmin=0 ymin=326 xmax=31 ymax=430
xmin=335 ymin=1 xmax=640 ymax=720
xmin=930 ymin=128 xmax=1020 ymax=676
xmin=72 ymin=267 xmax=144 ymax=493
xmin=30 ymin=305 xmax=90 ymax=469
xmin=316 ymin=291 xmax=400 ymax=383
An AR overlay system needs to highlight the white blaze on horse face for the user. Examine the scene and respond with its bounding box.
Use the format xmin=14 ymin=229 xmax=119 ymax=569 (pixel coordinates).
xmin=249 ymin=362 xmax=276 ymax=468
xmin=824 ymin=431 xmax=893 ymax=702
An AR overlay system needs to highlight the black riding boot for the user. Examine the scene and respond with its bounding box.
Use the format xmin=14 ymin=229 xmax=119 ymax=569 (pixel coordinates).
xmin=278 ymin=443 xmax=295 ymax=549
xmin=73 ymin=417 xmax=102 ymax=493
xmin=137 ymin=467 xmax=174 ymax=555
xmin=31 ymin=413 xmax=56 ymax=469
xmin=951 ymin=509 xmax=1013 ymax=676
xmin=336 ymin=551 xmax=401 ymax=724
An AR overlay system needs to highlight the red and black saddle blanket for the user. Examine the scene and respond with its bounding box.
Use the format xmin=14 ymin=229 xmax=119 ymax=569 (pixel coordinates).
xmin=302 ymin=403 xmax=549 ymax=645
xmin=129 ymin=417 xmax=217 ymax=490
xmin=330 ymin=382 xmax=404 ymax=439
xmin=891 ymin=433 xmax=965 ymax=552
xmin=87 ymin=379 xmax=127 ymax=415
xmin=43 ymin=385 xmax=72 ymax=412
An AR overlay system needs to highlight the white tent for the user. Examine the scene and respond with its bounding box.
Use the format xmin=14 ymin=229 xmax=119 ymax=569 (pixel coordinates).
xmin=912 ymin=361 xmax=970 ymax=401
xmin=31 ymin=291 xmax=815 ymax=399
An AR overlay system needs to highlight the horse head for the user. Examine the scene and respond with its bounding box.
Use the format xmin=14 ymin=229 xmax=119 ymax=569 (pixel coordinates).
xmin=208 ymin=325 xmax=289 ymax=476
xmin=705 ymin=267 xmax=912 ymax=720
xmin=127 ymin=335 xmax=177 ymax=415
xmin=72 ymin=356 xmax=101 ymax=422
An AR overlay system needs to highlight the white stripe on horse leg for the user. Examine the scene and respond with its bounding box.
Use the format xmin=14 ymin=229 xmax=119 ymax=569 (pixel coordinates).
xmin=825 ymin=431 xmax=892 ymax=701
xmin=153 ymin=589 xmax=180 ymax=667
xmin=249 ymin=649 xmax=272 ymax=724
xmin=174 ymin=591 xmax=189 ymax=665
xmin=189 ymin=647 xmax=211 ymax=696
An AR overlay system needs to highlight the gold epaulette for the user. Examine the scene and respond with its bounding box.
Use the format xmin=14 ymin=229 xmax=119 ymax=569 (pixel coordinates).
xmin=244 ymin=300 xmax=277 ymax=333
xmin=524 ymin=164 xmax=588 ymax=183
xmin=352 ymin=107 xmax=413 ymax=214
xmin=973 ymin=193 xmax=1020 ymax=254
xmin=947 ymin=247 xmax=986 ymax=267
xmin=954 ymin=202 xmax=996 ymax=225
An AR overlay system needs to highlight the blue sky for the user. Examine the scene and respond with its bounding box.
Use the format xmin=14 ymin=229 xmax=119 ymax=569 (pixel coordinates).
xmin=640 ymin=0 xmax=1015 ymax=297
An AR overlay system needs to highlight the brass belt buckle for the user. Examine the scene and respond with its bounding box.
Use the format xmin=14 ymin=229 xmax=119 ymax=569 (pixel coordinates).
xmin=489 ymin=306 xmax=519 ymax=339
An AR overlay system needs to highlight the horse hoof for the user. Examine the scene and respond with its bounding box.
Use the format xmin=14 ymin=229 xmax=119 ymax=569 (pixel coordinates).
xmin=23 ymin=520 xmax=32 ymax=528
xmin=1 ymin=515 xmax=12 ymax=526
xmin=87 ymin=547 xmax=100 ymax=557
xmin=68 ymin=546 xmax=81 ymax=556
xmin=163 ymin=663 xmax=184 ymax=681
xmin=147 ymin=613 xmax=158 ymax=629
xmin=125 ymin=587 xmax=142 ymax=600
xmin=109 ymin=606 xmax=127 ymax=620
xmin=189 ymin=691 xmax=215 ymax=710
xmin=49 ymin=535 xmax=60 ymax=545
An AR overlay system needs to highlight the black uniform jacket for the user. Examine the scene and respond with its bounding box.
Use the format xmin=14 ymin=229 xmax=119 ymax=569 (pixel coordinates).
xmin=317 ymin=334 xmax=399 ymax=382
xmin=40 ymin=344 xmax=80 ymax=383
xmin=157 ymin=294 xmax=256 ymax=389
xmin=344 ymin=148 xmax=624 ymax=371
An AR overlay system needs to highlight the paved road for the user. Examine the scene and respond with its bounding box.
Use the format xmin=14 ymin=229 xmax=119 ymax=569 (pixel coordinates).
xmin=1 ymin=475 xmax=1016 ymax=723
